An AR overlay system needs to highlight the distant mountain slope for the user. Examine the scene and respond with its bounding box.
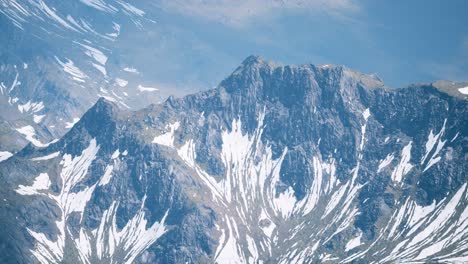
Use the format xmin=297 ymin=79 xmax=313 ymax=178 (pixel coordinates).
xmin=1 ymin=56 xmax=466 ymax=263
xmin=0 ymin=0 xmax=167 ymax=154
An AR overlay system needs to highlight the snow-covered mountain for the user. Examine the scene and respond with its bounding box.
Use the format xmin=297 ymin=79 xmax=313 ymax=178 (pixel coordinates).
xmin=0 ymin=0 xmax=174 ymax=155
xmin=1 ymin=56 xmax=467 ymax=263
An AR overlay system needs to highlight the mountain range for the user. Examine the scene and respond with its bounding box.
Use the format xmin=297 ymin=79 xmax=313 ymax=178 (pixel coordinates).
xmin=1 ymin=1 xmax=467 ymax=263
xmin=1 ymin=54 xmax=467 ymax=263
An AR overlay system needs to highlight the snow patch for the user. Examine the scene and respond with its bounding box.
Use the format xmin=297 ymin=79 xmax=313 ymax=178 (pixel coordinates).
xmin=115 ymin=78 xmax=128 ymax=87
xmin=111 ymin=149 xmax=120 ymax=159
xmin=117 ymin=1 xmax=145 ymax=16
xmin=79 ymin=0 xmax=117 ymax=13
xmin=16 ymin=173 xmax=51 ymax=195
xmin=93 ymin=63 xmax=107 ymax=76
xmin=458 ymin=86 xmax=468 ymax=94
xmin=31 ymin=151 xmax=60 ymax=161
xmin=106 ymin=22 xmax=120 ymax=38
xmin=33 ymin=114 xmax=46 ymax=123
xmin=362 ymin=108 xmax=370 ymax=121
xmin=98 ymin=165 xmax=113 ymax=186
xmin=18 ymin=101 xmax=44 ymax=114
xmin=377 ymin=154 xmax=394 ymax=173
xmin=137 ymin=84 xmax=158 ymax=92
xmin=80 ymin=44 xmax=107 ymax=65
xmin=38 ymin=0 xmax=78 ymax=31
xmin=421 ymin=120 xmax=446 ymax=172
xmin=16 ymin=125 xmax=53 ymax=147
xmin=0 ymin=151 xmax=13 ymax=162
xmin=55 ymin=57 xmax=87 ymax=82
xmin=65 ymin=118 xmax=80 ymax=128
xmin=152 ymin=122 xmax=180 ymax=147
xmin=123 ymin=67 xmax=139 ymax=74
xmin=345 ymin=232 xmax=363 ymax=252
xmin=391 ymin=142 xmax=413 ymax=183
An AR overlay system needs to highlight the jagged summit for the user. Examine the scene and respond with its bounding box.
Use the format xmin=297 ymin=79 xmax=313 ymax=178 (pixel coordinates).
xmin=217 ymin=56 xmax=386 ymax=105
xmin=240 ymin=55 xmax=265 ymax=66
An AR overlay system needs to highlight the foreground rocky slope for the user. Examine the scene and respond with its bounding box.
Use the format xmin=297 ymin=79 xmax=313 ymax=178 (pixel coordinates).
xmin=1 ymin=56 xmax=467 ymax=263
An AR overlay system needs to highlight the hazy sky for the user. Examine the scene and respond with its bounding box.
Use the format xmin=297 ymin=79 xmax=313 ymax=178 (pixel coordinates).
xmin=144 ymin=0 xmax=468 ymax=90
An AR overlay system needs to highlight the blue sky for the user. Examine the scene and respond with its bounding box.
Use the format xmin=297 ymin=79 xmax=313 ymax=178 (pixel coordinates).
xmin=141 ymin=0 xmax=468 ymax=91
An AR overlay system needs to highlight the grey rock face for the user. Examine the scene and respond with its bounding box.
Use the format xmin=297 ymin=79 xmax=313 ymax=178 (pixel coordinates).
xmin=1 ymin=56 xmax=467 ymax=263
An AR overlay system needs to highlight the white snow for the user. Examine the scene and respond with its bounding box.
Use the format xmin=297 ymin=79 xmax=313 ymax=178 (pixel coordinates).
xmin=410 ymin=184 xmax=466 ymax=259
xmin=379 ymin=183 xmax=467 ymax=263
xmin=259 ymin=209 xmax=276 ymax=238
xmin=323 ymin=182 xmax=349 ymax=217
xmin=106 ymin=22 xmax=120 ymax=38
xmin=93 ymin=201 xmax=169 ymax=263
xmin=345 ymin=232 xmax=363 ymax=252
xmin=358 ymin=109 xmax=371 ymax=152
xmin=362 ymin=108 xmax=371 ymax=121
xmin=123 ymin=67 xmax=139 ymax=73
xmin=391 ymin=142 xmax=413 ymax=183
xmin=296 ymin=156 xmax=324 ymax=215
xmin=26 ymin=139 xmax=100 ymax=263
xmin=172 ymin=113 xmax=375 ymax=263
xmin=421 ymin=120 xmax=446 ymax=172
xmin=65 ymin=118 xmax=80 ymax=128
xmin=98 ymin=165 xmax=113 ymax=186
xmin=80 ymin=44 xmax=108 ymax=65
xmin=117 ymin=1 xmax=145 ymax=16
xmin=31 ymin=151 xmax=60 ymax=161
xmin=33 ymin=114 xmax=46 ymax=123
xmin=93 ymin=63 xmax=107 ymax=76
xmin=9 ymin=97 xmax=19 ymax=104
xmin=115 ymin=78 xmax=128 ymax=87
xmin=18 ymin=101 xmax=44 ymax=114
xmin=458 ymin=86 xmax=468 ymax=94
xmin=152 ymin=122 xmax=180 ymax=147
xmin=137 ymin=84 xmax=159 ymax=92
xmin=408 ymin=201 xmax=436 ymax=229
xmin=16 ymin=125 xmax=51 ymax=147
xmin=55 ymin=57 xmax=87 ymax=82
xmin=79 ymin=0 xmax=117 ymax=13
xmin=377 ymin=154 xmax=394 ymax=173
xmin=8 ymin=72 xmax=19 ymax=93
xmin=66 ymin=15 xmax=86 ymax=32
xmin=0 ymin=82 xmax=7 ymax=95
xmin=177 ymin=139 xmax=196 ymax=167
xmin=0 ymin=151 xmax=13 ymax=162
xmin=111 ymin=149 xmax=120 ymax=159
xmin=16 ymin=173 xmax=51 ymax=195
xmin=246 ymin=235 xmax=259 ymax=263
xmin=38 ymin=0 xmax=78 ymax=32
xmin=274 ymin=187 xmax=297 ymax=218
xmin=215 ymin=217 xmax=244 ymax=263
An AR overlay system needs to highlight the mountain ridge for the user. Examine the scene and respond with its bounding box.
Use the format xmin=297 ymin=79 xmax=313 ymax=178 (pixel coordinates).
xmin=1 ymin=56 xmax=467 ymax=263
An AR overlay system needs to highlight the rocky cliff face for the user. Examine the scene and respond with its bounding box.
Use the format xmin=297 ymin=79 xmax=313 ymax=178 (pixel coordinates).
xmin=1 ymin=56 xmax=467 ymax=263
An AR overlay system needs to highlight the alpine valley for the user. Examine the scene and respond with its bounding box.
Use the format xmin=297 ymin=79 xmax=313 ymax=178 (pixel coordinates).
xmin=1 ymin=1 xmax=468 ymax=264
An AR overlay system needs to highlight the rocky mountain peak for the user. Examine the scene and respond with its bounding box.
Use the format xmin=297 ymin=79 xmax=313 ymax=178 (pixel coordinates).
xmin=1 ymin=56 xmax=467 ymax=264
